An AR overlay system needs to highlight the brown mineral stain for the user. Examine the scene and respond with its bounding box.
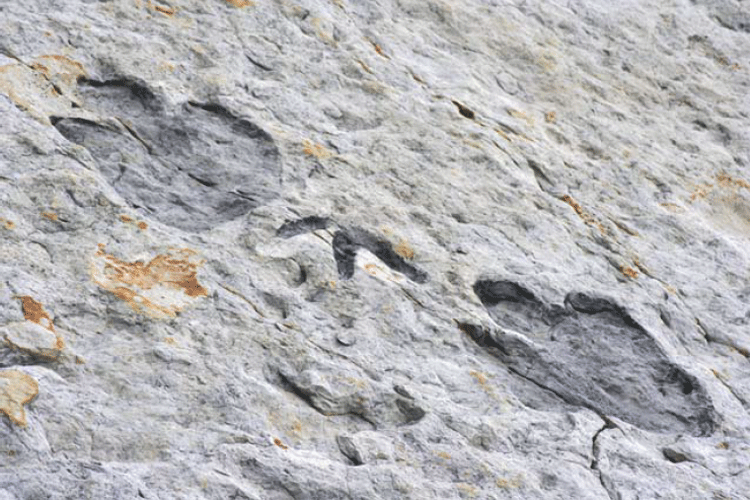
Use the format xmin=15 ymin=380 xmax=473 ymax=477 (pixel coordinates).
xmin=371 ymin=41 xmax=389 ymax=59
xmin=154 ymin=4 xmax=176 ymax=15
xmin=105 ymin=253 xmax=208 ymax=296
xmin=496 ymin=474 xmax=524 ymax=489
xmin=119 ymin=215 xmax=148 ymax=230
xmin=716 ymin=172 xmax=750 ymax=191
xmin=302 ymin=140 xmax=332 ymax=159
xmin=364 ymin=263 xmax=379 ymax=276
xmin=0 ymin=371 xmax=39 ymax=427
xmin=508 ymin=109 xmax=534 ymax=126
xmin=273 ymin=438 xmax=288 ymax=450
xmin=91 ymin=247 xmax=208 ymax=318
xmin=545 ymin=111 xmax=557 ymax=123
xmin=469 ymin=370 xmax=487 ymax=386
xmin=0 ymin=218 xmax=14 ymax=230
xmin=620 ymin=266 xmax=639 ymax=279
xmin=225 ymin=0 xmax=255 ymax=7
xmin=559 ymin=194 xmax=611 ymax=236
xmin=33 ymin=55 xmax=87 ymax=88
xmin=17 ymin=296 xmax=55 ymax=332
xmin=41 ymin=211 xmax=58 ymax=221
xmin=394 ymin=239 xmax=415 ymax=260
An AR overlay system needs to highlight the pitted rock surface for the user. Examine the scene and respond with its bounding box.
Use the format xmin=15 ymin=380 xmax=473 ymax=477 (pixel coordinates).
xmin=1 ymin=1 xmax=749 ymax=499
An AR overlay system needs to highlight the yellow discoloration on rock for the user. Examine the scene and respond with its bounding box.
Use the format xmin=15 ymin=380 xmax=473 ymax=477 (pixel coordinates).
xmin=302 ymin=140 xmax=332 ymax=159
xmin=91 ymin=246 xmax=208 ymax=319
xmin=496 ymin=474 xmax=524 ymax=489
xmin=508 ymin=108 xmax=534 ymax=126
xmin=225 ymin=0 xmax=255 ymax=7
xmin=0 ymin=218 xmax=14 ymax=230
xmin=0 ymin=54 xmax=86 ymax=124
xmin=394 ymin=239 xmax=415 ymax=260
xmin=31 ymin=55 xmax=86 ymax=88
xmin=0 ymin=371 xmax=39 ymax=427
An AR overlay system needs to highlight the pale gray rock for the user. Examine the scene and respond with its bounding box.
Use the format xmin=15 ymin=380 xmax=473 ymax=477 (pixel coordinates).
xmin=1 ymin=0 xmax=749 ymax=499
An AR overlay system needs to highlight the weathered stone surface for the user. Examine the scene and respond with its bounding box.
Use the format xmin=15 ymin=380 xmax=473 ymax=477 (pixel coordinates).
xmin=0 ymin=370 xmax=39 ymax=427
xmin=1 ymin=0 xmax=749 ymax=498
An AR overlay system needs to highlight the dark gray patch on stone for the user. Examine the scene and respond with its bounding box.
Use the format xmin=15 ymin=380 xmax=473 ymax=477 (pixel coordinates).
xmin=53 ymin=79 xmax=281 ymax=231
xmin=469 ymin=280 xmax=717 ymax=436
xmin=332 ymin=228 xmax=428 ymax=283
xmin=276 ymin=216 xmax=331 ymax=238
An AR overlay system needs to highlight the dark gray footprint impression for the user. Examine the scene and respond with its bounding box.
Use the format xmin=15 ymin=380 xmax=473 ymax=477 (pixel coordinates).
xmin=53 ymin=79 xmax=281 ymax=231
xmin=276 ymin=218 xmax=428 ymax=284
xmin=468 ymin=280 xmax=717 ymax=436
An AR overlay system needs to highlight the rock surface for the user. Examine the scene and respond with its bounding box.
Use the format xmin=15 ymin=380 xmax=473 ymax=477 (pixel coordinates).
xmin=1 ymin=0 xmax=749 ymax=498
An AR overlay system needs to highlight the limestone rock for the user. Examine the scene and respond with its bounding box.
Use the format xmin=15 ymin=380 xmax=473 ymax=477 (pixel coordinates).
xmin=1 ymin=0 xmax=749 ymax=498
xmin=0 ymin=370 xmax=39 ymax=427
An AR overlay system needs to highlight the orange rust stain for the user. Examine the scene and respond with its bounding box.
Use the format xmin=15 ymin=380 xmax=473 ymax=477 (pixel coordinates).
xmin=370 ymin=41 xmax=389 ymax=59
xmin=559 ymin=195 xmax=610 ymax=236
xmin=364 ymin=263 xmax=379 ymax=276
xmin=0 ymin=370 xmax=39 ymax=427
xmin=34 ymin=55 xmax=86 ymax=86
xmin=92 ymin=247 xmax=208 ymax=318
xmin=17 ymin=296 xmax=55 ymax=332
xmin=689 ymin=184 xmax=712 ymax=202
xmin=302 ymin=140 xmax=331 ymax=159
xmin=620 ymin=266 xmax=639 ymax=279
xmin=225 ymin=0 xmax=255 ymax=7
xmin=716 ymin=172 xmax=750 ymax=190
xmin=41 ymin=211 xmax=58 ymax=221
xmin=273 ymin=438 xmax=288 ymax=450
xmin=120 ymin=215 xmax=148 ymax=230
xmin=104 ymin=253 xmax=208 ymax=297
xmin=469 ymin=370 xmax=487 ymax=386
xmin=154 ymin=4 xmax=176 ymax=15
xmin=0 ymin=218 xmax=14 ymax=230
xmin=394 ymin=239 xmax=415 ymax=260
xmin=560 ymin=195 xmax=588 ymax=219
xmin=688 ymin=173 xmax=750 ymax=204
xmin=545 ymin=111 xmax=556 ymax=123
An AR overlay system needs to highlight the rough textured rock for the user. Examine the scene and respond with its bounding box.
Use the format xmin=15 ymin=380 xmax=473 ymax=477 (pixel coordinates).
xmin=0 ymin=0 xmax=749 ymax=498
